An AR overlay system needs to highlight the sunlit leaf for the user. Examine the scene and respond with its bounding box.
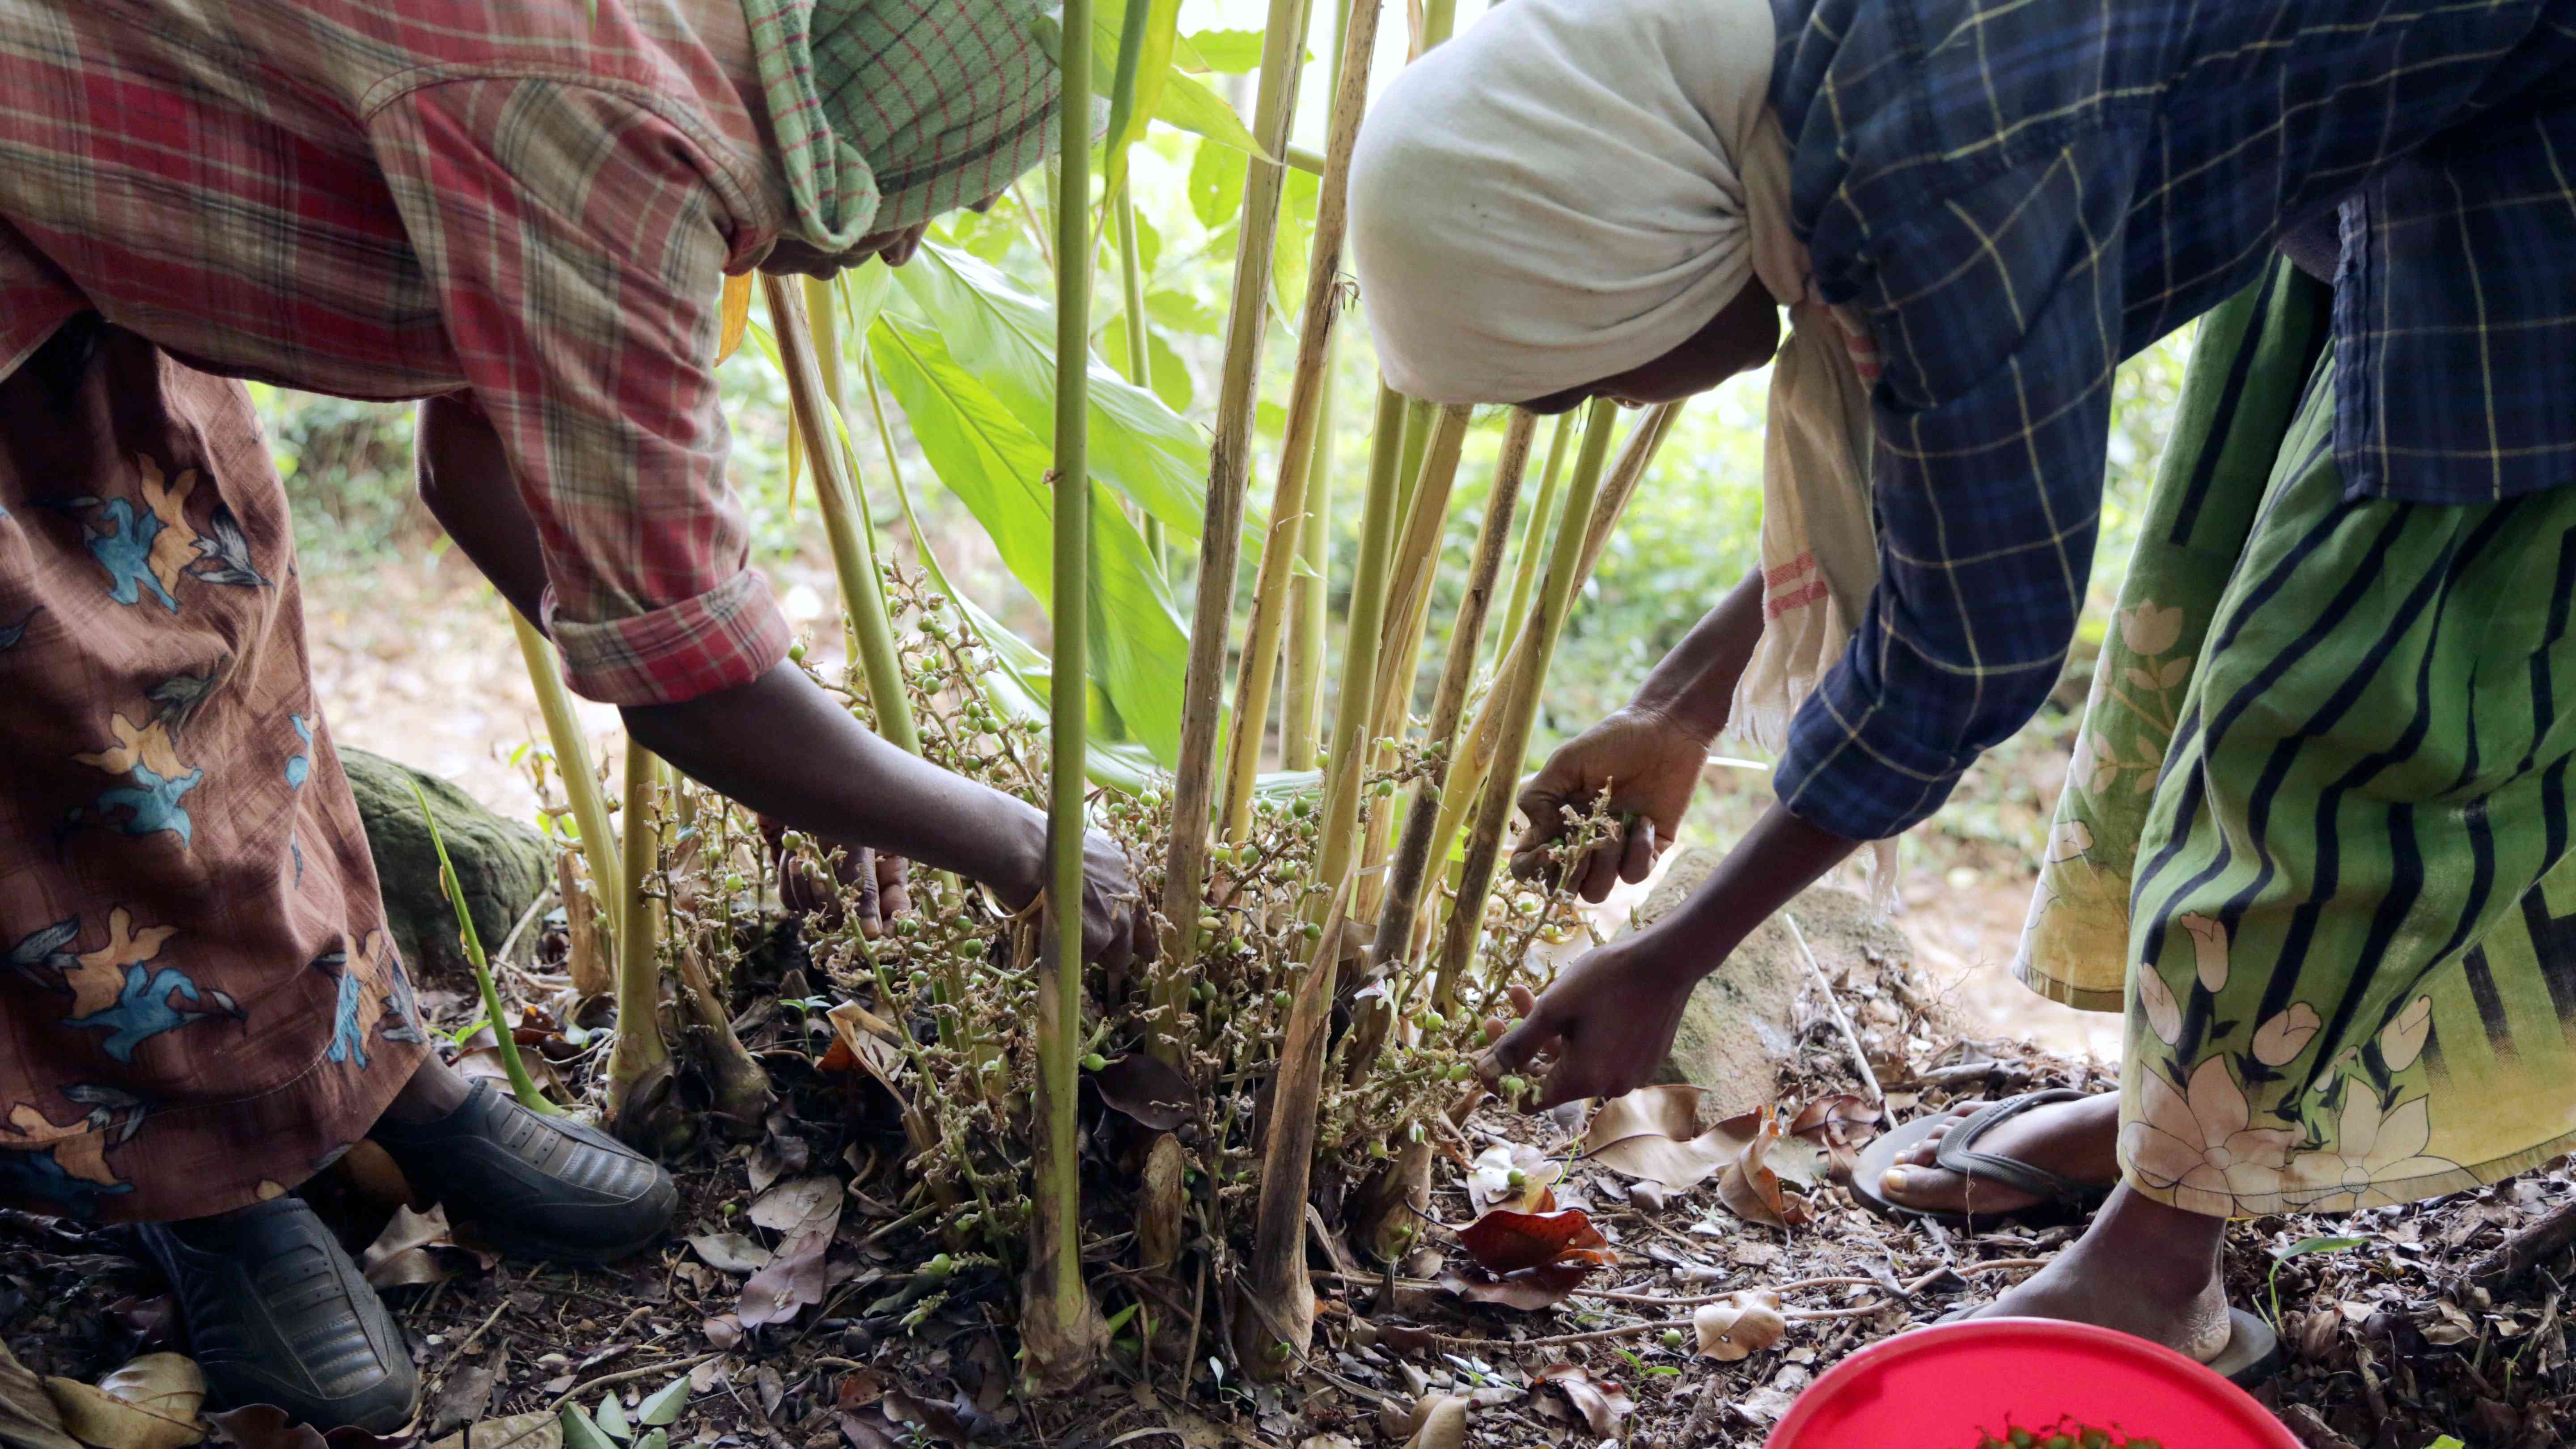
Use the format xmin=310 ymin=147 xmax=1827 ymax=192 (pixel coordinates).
xmin=1102 ymin=317 xmax=1193 ymax=412
xmin=1183 ymin=28 xmax=1282 ymax=72
xmin=865 ymin=312 xmax=1187 ymax=761
xmin=892 ymin=246 xmax=1223 ymax=549
xmin=715 ymin=274 xmax=753 ymax=364
xmin=1188 ymin=139 xmax=1250 ymax=235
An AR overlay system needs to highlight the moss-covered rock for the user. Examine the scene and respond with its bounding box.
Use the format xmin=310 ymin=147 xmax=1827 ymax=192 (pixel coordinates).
xmin=341 ymin=746 xmax=548 ymax=985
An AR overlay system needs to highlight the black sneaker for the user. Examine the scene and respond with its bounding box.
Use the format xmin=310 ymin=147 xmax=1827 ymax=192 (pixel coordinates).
xmin=140 ymin=1198 xmax=418 ymax=1434
xmin=369 ymin=1080 xmax=677 ymax=1263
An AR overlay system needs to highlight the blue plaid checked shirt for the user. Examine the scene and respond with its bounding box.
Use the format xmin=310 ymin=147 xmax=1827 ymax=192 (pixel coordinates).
xmin=1763 ymin=0 xmax=2576 ymax=842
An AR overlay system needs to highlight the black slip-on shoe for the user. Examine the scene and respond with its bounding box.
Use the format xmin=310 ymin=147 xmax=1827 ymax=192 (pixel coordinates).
xmin=140 ymin=1197 xmax=419 ymax=1434
xmin=370 ymin=1080 xmax=677 ymax=1263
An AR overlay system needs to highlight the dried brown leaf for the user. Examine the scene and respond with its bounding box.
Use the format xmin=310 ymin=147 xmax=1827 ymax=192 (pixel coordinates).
xmin=1434 ymin=1263 xmax=1593 ymax=1312
xmin=1693 ymin=1291 xmax=1787 ymax=1361
xmin=1399 ymin=1395 xmax=1466 ymax=1449
xmin=0 ymin=1338 xmax=82 ymax=1449
xmin=735 ymin=1168 xmax=843 ymax=1327
xmin=427 ymin=1413 xmax=559 ymax=1449
xmin=1787 ymin=1093 xmax=1881 ymax=1143
xmin=1464 ymin=1143 xmax=1557 ymax=1214
xmin=1091 ymin=1054 xmax=1195 ymax=1131
xmin=44 ymin=1356 xmax=206 ymax=1449
xmin=1535 ymin=1364 xmax=1632 ymax=1436
xmin=359 ymin=1203 xmax=487 ymax=1289
xmin=686 ymin=1233 xmax=771 ymax=1275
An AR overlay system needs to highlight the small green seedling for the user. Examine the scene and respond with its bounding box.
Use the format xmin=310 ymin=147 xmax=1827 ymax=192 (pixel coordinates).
xmin=412 ymin=781 xmax=559 ymax=1116
xmin=2268 ymin=1233 xmax=2368 ymax=1327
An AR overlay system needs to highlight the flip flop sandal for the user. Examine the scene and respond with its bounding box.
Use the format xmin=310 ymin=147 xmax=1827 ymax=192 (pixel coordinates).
xmin=1851 ymin=1089 xmax=2114 ymax=1228
xmin=1934 ymin=1303 xmax=2284 ymax=1390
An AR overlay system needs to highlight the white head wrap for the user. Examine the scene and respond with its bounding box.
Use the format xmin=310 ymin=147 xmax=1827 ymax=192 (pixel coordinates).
xmin=1350 ymin=0 xmax=1903 ymax=878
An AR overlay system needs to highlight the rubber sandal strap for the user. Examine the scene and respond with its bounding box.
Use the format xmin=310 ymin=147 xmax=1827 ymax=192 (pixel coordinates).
xmin=1931 ymin=1089 xmax=2112 ymax=1209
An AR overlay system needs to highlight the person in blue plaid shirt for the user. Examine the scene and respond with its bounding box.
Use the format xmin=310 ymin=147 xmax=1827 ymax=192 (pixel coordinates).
xmin=1352 ymin=0 xmax=2576 ymax=1383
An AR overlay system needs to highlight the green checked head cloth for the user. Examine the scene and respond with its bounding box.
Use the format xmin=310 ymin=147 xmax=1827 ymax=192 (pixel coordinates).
xmin=744 ymin=0 xmax=1062 ymax=250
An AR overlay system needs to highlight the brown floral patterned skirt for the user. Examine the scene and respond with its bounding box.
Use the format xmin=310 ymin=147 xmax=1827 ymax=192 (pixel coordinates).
xmin=0 ymin=318 xmax=424 ymax=1223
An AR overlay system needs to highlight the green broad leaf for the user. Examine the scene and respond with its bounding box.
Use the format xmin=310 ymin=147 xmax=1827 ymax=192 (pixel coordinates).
xmin=559 ymin=1405 xmax=617 ymax=1449
xmin=1182 ymin=28 xmax=1269 ymax=72
xmin=866 ymin=312 xmax=1188 ymax=762
xmin=636 ymin=1379 xmax=691 ymax=1428
xmin=2273 ymin=1234 xmax=2369 ymax=1261
xmin=1157 ymin=71 xmax=1268 ymax=160
xmin=593 ymin=1396 xmax=631 ymax=1442
xmin=1127 ymin=206 xmax=1163 ymax=274
xmin=1146 ymin=288 xmax=1217 ymax=336
xmin=1102 ymin=317 xmax=1193 ymax=413
xmin=634 ymin=1433 xmax=665 ymax=1449
xmin=892 ymin=245 xmax=1232 ymax=551
xmin=1189 ymin=139 xmax=1250 ymax=233
xmin=838 ymin=260 xmax=896 ymax=342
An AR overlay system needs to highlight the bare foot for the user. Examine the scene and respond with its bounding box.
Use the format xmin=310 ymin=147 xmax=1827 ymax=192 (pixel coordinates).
xmin=1879 ymin=1091 xmax=2121 ymax=1214
xmin=1973 ymin=1184 xmax=2234 ymax=1364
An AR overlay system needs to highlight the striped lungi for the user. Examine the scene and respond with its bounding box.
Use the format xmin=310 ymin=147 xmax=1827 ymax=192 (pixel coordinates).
xmin=2018 ymin=258 xmax=2576 ymax=1217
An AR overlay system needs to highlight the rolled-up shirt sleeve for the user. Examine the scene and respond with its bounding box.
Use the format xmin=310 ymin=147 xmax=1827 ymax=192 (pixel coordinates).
xmin=370 ymin=79 xmax=788 ymax=705
xmin=1777 ymin=146 xmax=2127 ymax=841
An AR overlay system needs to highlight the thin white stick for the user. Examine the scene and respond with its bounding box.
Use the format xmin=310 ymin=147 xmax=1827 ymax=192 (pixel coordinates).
xmin=1782 ymin=911 xmax=1884 ymax=1108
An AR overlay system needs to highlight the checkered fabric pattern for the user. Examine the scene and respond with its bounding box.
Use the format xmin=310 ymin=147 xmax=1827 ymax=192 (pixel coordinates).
xmin=0 ymin=0 xmax=792 ymax=705
xmin=1763 ymin=0 xmax=2576 ymax=841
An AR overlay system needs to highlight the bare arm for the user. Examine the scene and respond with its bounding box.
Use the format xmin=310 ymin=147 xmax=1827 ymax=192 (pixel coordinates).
xmin=414 ymin=394 xmax=1145 ymax=962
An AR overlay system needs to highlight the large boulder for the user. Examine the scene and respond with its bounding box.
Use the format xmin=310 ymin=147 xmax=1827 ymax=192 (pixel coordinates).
xmin=340 ymin=746 xmax=549 ymax=984
xmin=1625 ymin=848 xmax=1915 ymax=1116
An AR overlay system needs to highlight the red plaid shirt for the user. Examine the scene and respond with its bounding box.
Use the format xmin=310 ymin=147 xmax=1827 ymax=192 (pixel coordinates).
xmin=0 ymin=0 xmax=795 ymax=705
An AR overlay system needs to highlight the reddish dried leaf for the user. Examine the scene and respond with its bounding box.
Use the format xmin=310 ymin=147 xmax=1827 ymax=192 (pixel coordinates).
xmin=1436 ymin=1263 xmax=1595 ymax=1312
xmin=1457 ymin=1208 xmax=1610 ymax=1275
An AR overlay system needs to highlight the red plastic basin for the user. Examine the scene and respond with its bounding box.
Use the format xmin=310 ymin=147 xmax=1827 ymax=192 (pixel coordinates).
xmin=1767 ymin=1318 xmax=2301 ymax=1449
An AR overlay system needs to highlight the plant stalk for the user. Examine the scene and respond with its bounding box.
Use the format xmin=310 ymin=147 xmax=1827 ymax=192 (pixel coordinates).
xmin=1351 ymin=403 xmax=1471 ymax=923
xmin=509 ymin=609 xmax=620 ymax=937
xmin=1419 ymin=403 xmax=1679 ymax=894
xmin=412 ymin=782 xmax=560 ymax=1115
xmin=1278 ymin=372 xmax=1334 ymax=772
xmin=1213 ymin=0 xmax=1387 ymax=841
xmin=1494 ymin=411 xmax=1574 ymax=665
xmin=1234 ymin=873 xmax=1354 ymax=1375
xmin=1429 ymin=399 xmax=1617 ymax=1012
xmin=766 ymin=275 xmax=920 ymax=756
xmin=1371 ymin=409 xmax=1534 ymax=990
xmin=1024 ymin=0 xmax=1106 ymax=1389
xmin=1312 ymin=384 xmax=1410 ymax=909
xmin=1151 ymin=0 xmax=1318 ymax=1035
xmin=606 ymin=742 xmax=677 ymax=1148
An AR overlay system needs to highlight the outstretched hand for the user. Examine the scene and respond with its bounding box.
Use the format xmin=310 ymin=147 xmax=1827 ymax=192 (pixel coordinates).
xmin=1477 ymin=934 xmax=1703 ymax=1110
xmin=1509 ymin=707 xmax=1708 ymax=902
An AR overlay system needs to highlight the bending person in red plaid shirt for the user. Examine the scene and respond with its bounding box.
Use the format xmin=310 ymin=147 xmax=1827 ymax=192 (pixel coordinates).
xmin=0 ymin=0 xmax=1139 ymax=1428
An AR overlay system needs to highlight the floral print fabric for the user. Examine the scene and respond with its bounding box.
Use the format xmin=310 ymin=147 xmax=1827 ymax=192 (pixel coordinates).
xmin=2020 ymin=262 xmax=2576 ymax=1217
xmin=0 ymin=321 xmax=425 ymax=1221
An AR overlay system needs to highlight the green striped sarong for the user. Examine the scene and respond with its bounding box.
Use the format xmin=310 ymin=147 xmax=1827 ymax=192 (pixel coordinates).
xmin=2016 ymin=258 xmax=2576 ymax=1218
